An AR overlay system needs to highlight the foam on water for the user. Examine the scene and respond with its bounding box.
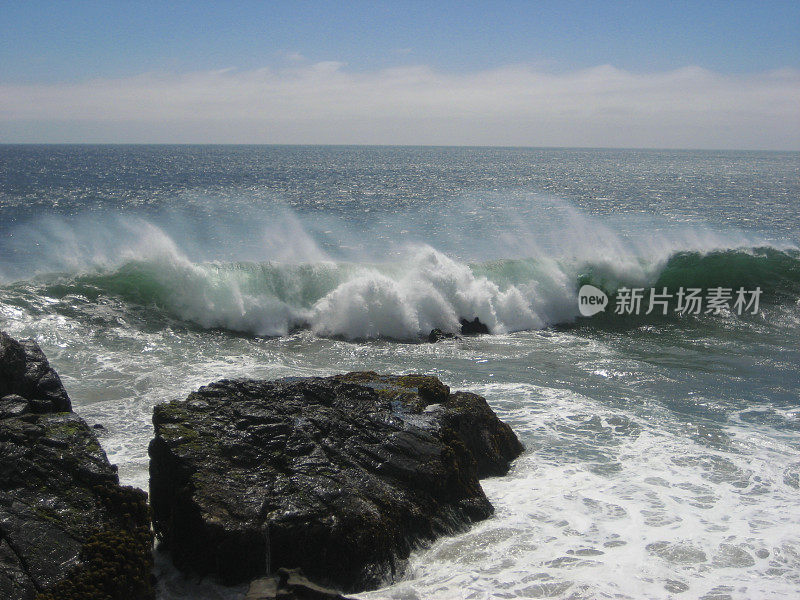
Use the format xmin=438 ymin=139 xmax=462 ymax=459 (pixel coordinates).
xmin=1 ymin=180 xmax=799 ymax=599
xmin=3 ymin=298 xmax=799 ymax=600
xmin=2 ymin=204 xmax=796 ymax=341
xmin=359 ymin=382 xmax=800 ymax=600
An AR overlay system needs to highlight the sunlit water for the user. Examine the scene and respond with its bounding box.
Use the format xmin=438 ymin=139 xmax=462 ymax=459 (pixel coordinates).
xmin=1 ymin=146 xmax=799 ymax=599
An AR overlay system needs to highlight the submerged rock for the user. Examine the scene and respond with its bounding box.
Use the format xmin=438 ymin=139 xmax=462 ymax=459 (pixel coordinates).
xmin=0 ymin=332 xmax=153 ymax=600
xmin=427 ymin=328 xmax=459 ymax=343
xmin=149 ymin=372 xmax=523 ymax=592
xmin=459 ymin=317 xmax=490 ymax=335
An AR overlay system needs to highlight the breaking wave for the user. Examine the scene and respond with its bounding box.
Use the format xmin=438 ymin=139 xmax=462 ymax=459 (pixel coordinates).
xmin=4 ymin=244 xmax=799 ymax=340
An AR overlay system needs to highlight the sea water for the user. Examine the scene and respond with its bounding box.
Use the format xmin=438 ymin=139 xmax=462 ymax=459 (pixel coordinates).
xmin=1 ymin=145 xmax=798 ymax=599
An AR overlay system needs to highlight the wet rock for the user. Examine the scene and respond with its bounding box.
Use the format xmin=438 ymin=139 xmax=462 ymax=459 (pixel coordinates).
xmin=0 ymin=332 xmax=71 ymax=412
xmin=0 ymin=332 xmax=153 ymax=600
xmin=459 ymin=317 xmax=490 ymax=335
xmin=149 ymin=372 xmax=523 ymax=592
xmin=427 ymin=328 xmax=459 ymax=343
xmin=246 ymin=568 xmax=356 ymax=599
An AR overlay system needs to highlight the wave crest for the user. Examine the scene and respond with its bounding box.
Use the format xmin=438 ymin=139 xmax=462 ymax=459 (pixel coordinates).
xmin=5 ymin=245 xmax=795 ymax=340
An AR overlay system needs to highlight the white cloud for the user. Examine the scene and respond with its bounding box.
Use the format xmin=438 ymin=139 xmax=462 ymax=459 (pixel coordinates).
xmin=282 ymin=51 xmax=306 ymax=63
xmin=0 ymin=63 xmax=798 ymax=149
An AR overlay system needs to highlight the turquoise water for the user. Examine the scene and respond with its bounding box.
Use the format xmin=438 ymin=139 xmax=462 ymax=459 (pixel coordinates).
xmin=1 ymin=146 xmax=799 ymax=599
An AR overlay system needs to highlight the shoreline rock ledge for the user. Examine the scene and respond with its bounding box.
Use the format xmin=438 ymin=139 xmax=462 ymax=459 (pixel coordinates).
xmin=0 ymin=332 xmax=153 ymax=600
xmin=149 ymin=371 xmax=523 ymax=593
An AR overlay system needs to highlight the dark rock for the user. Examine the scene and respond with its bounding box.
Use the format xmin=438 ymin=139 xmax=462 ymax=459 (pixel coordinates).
xmin=0 ymin=332 xmax=71 ymax=413
xmin=0 ymin=332 xmax=154 ymax=600
xmin=246 ymin=568 xmax=356 ymax=599
xmin=0 ymin=395 xmax=30 ymax=419
xmin=459 ymin=317 xmax=490 ymax=336
xmin=427 ymin=328 xmax=459 ymax=343
xmin=149 ymin=372 xmax=523 ymax=592
xmin=432 ymin=391 xmax=524 ymax=478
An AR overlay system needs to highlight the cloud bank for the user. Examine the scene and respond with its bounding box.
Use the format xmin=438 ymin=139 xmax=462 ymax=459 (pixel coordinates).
xmin=1 ymin=63 xmax=798 ymax=149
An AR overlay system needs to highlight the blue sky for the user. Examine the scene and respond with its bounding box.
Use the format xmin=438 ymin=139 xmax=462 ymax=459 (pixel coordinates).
xmin=1 ymin=1 xmax=798 ymax=148
xmin=2 ymin=0 xmax=798 ymax=82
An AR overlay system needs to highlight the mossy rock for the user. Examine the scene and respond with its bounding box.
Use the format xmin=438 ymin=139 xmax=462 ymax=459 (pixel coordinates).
xmin=1 ymin=331 xmax=154 ymax=600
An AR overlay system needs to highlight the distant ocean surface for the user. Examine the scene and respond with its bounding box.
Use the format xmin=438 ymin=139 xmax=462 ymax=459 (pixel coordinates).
xmin=1 ymin=145 xmax=799 ymax=599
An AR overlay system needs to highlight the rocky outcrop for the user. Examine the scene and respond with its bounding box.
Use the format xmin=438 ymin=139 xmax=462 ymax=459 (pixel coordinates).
xmin=459 ymin=317 xmax=490 ymax=335
xmin=149 ymin=372 xmax=523 ymax=593
xmin=0 ymin=332 xmax=71 ymax=413
xmin=0 ymin=332 xmax=153 ymax=600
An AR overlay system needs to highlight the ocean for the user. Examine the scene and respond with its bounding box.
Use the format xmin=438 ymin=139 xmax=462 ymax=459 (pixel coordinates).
xmin=1 ymin=145 xmax=798 ymax=599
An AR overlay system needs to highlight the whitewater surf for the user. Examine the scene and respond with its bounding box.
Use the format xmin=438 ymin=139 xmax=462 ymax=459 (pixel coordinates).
xmin=1 ymin=145 xmax=799 ymax=599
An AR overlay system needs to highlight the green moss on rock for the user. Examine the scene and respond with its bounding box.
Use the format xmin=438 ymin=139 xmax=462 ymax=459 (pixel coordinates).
xmin=1 ymin=331 xmax=155 ymax=600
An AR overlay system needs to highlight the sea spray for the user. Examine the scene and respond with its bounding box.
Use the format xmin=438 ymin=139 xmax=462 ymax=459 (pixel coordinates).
xmin=3 ymin=244 xmax=798 ymax=340
xmin=3 ymin=146 xmax=800 ymax=600
xmin=1 ymin=199 xmax=798 ymax=339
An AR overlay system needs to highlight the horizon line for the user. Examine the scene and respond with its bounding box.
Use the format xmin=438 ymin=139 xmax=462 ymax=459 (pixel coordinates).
xmin=1 ymin=142 xmax=797 ymax=153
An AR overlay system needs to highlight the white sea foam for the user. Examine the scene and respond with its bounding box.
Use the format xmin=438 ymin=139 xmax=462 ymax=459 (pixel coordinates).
xmin=2 ymin=201 xmax=784 ymax=340
xmin=358 ymin=382 xmax=800 ymax=600
xmin=4 ymin=307 xmax=798 ymax=600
